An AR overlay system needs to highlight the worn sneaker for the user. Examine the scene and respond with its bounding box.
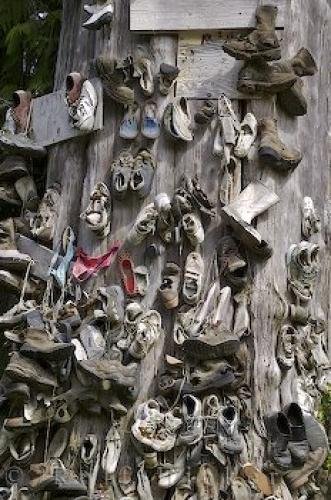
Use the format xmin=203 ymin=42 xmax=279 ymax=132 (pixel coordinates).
xmin=120 ymin=102 xmax=140 ymax=139
xmin=286 ymin=241 xmax=319 ymax=303
xmin=69 ymin=79 xmax=98 ymax=132
xmin=5 ymin=352 xmax=58 ymax=390
xmin=96 ymin=56 xmax=134 ymax=106
xmin=159 ymin=63 xmax=180 ymax=95
xmin=264 ymin=411 xmax=292 ymax=470
xmin=159 ymin=263 xmax=181 ymax=309
xmin=259 ymin=118 xmax=302 ymax=171
xmin=164 ymin=97 xmax=193 ymax=142
xmin=128 ymin=310 xmax=162 ymax=360
xmin=217 ymin=405 xmax=243 ymax=455
xmin=177 ymin=394 xmax=203 ymax=446
xmin=83 ymin=0 xmax=114 ymax=30
xmin=130 ymin=149 xmax=156 ymax=199
xmin=301 ymin=196 xmax=320 ymax=239
xmin=80 ymin=182 xmax=111 ymax=238
xmin=218 ymin=235 xmax=247 ymax=292
xmin=283 ymin=403 xmax=309 ymax=466
xmin=182 ymin=252 xmax=204 ymax=305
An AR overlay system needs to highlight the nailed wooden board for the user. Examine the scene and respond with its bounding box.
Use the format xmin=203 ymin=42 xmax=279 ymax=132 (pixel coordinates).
xmin=176 ymin=33 xmax=256 ymax=99
xmin=30 ymin=78 xmax=103 ymax=147
xmin=130 ymin=0 xmax=286 ymax=31
xmin=16 ymin=234 xmax=65 ymax=281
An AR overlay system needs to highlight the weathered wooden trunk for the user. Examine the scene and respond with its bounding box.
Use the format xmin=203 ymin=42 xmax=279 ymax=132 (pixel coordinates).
xmin=46 ymin=0 xmax=330 ymax=497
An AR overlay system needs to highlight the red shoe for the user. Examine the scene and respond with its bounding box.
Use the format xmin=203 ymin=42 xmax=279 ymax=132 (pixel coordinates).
xmin=118 ymin=252 xmax=138 ymax=296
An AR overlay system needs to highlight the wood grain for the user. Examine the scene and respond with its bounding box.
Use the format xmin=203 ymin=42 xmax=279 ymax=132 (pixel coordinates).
xmin=130 ymin=0 xmax=286 ymax=31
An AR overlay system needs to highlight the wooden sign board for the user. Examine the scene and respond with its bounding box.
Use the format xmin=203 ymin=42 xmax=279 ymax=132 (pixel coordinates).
xmin=130 ymin=0 xmax=286 ymax=32
xmin=176 ymin=33 xmax=260 ymax=100
xmin=30 ymin=78 xmax=103 ymax=147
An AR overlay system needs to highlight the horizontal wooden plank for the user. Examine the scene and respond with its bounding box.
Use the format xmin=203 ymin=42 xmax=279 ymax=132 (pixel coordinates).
xmin=176 ymin=33 xmax=258 ymax=99
xmin=130 ymin=0 xmax=286 ymax=31
xmin=16 ymin=235 xmax=64 ymax=281
xmin=30 ymin=78 xmax=103 ymax=147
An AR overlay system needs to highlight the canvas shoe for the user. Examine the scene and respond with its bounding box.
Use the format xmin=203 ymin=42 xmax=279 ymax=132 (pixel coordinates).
xmin=159 ymin=263 xmax=181 ymax=309
xmin=164 ymin=97 xmax=193 ymax=142
xmin=128 ymin=202 xmax=158 ymax=245
xmin=111 ymin=150 xmax=134 ymax=199
xmin=301 ymin=196 xmax=320 ymax=238
xmin=118 ymin=252 xmax=139 ymax=296
xmin=5 ymin=90 xmax=32 ymax=134
xmin=130 ymin=149 xmax=156 ymax=199
xmin=83 ymin=0 xmax=114 ymax=30
xmin=159 ymin=63 xmax=180 ymax=95
xmin=69 ymin=79 xmax=98 ymax=132
xmin=182 ymin=212 xmax=204 ymax=246
xmin=141 ymin=101 xmax=160 ymax=139
xmin=80 ymin=182 xmax=111 ymax=238
xmin=217 ymin=405 xmax=243 ymax=455
xmin=182 ymin=252 xmax=204 ymax=305
xmin=129 ymin=309 xmax=162 ymax=360
xmin=286 ymin=241 xmax=319 ymax=303
xmin=177 ymin=395 xmax=203 ymax=446
xmin=134 ymin=54 xmax=154 ymax=96
xmin=120 ymin=102 xmax=140 ymax=139
xmin=234 ymin=113 xmax=258 ymax=158
xmin=264 ymin=411 xmax=292 ymax=470
xmin=223 ymin=5 xmax=281 ymax=61
xmin=238 ymin=57 xmax=297 ymax=95
xmin=221 ymin=181 xmax=279 ymax=249
xmin=101 ymin=424 xmax=121 ymax=475
xmin=259 ymin=118 xmax=302 ymax=171
xmin=158 ymin=447 xmax=186 ymax=489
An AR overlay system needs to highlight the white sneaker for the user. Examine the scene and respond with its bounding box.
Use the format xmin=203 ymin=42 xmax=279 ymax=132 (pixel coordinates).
xmin=129 ymin=310 xmax=162 ymax=360
xmin=83 ymin=1 xmax=114 ymax=30
xmin=71 ymin=80 xmax=98 ymax=132
xmin=101 ymin=424 xmax=121 ymax=475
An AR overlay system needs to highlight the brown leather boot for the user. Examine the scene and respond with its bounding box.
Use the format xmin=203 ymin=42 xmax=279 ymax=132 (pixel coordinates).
xmin=11 ymin=90 xmax=32 ymax=133
xmin=223 ymin=5 xmax=281 ymax=61
xmin=259 ymin=118 xmax=302 ymax=171
xmin=238 ymin=57 xmax=297 ymax=94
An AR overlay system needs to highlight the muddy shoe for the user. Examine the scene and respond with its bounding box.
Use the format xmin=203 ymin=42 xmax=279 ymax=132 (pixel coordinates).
xmin=159 ymin=63 xmax=180 ymax=95
xmin=5 ymin=352 xmax=58 ymax=390
xmin=177 ymin=394 xmax=203 ymax=446
xmin=159 ymin=263 xmax=181 ymax=309
xmin=264 ymin=411 xmax=292 ymax=470
xmin=183 ymin=252 xmax=204 ymax=305
xmin=120 ymin=102 xmax=140 ymax=139
xmin=223 ymin=5 xmax=281 ymax=61
xmin=289 ymin=47 xmax=317 ymax=77
xmin=0 ymin=156 xmax=28 ymax=182
xmin=259 ymin=118 xmax=302 ymax=171
xmin=182 ymin=212 xmax=204 ymax=246
xmin=80 ymin=182 xmax=111 ymax=239
xmin=218 ymin=405 xmax=244 ymax=455
xmin=238 ymin=57 xmax=296 ymax=95
xmin=218 ymin=235 xmax=247 ymax=292
xmin=221 ymin=181 xmax=279 ymax=249
xmin=78 ymin=358 xmax=137 ymax=388
xmin=277 ymin=77 xmax=308 ymax=116
xmin=128 ymin=202 xmax=158 ymax=245
xmin=20 ymin=328 xmax=74 ymax=363
xmin=96 ymin=56 xmax=134 ymax=106
xmin=111 ymin=150 xmax=134 ymax=200
xmin=30 ymin=184 xmax=61 ymax=244
xmin=130 ymin=149 xmax=156 ymax=199
xmin=83 ymin=0 xmax=114 ymax=30
xmin=129 ymin=309 xmax=162 ymax=360
xmin=194 ymin=100 xmax=216 ymax=125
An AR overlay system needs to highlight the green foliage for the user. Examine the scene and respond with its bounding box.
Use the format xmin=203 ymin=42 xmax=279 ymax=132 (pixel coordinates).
xmin=0 ymin=0 xmax=62 ymax=103
xmin=317 ymin=385 xmax=331 ymax=472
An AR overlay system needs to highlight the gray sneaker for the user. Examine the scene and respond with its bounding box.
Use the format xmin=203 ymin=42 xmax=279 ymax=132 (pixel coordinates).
xmin=177 ymin=394 xmax=203 ymax=446
xmin=217 ymin=405 xmax=244 ymax=455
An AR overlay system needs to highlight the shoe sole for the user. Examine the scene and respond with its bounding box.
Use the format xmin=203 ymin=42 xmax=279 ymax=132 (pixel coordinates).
xmin=259 ymin=146 xmax=301 ymax=171
xmin=238 ymin=76 xmax=297 ymax=94
xmin=83 ymin=12 xmax=113 ymax=30
xmin=223 ymin=45 xmax=281 ymax=62
xmin=183 ymin=338 xmax=240 ymax=360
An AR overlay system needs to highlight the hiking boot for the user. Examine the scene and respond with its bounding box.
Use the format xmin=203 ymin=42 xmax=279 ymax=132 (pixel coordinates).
xmin=80 ymin=182 xmax=111 ymax=238
xmin=223 ymin=5 xmax=281 ymax=61
xmin=0 ymin=156 xmax=28 ymax=182
xmin=19 ymin=328 xmax=74 ymax=363
xmin=287 ymin=241 xmax=319 ymax=303
xmin=221 ymin=181 xmax=279 ymax=249
xmin=177 ymin=395 xmax=203 ymax=446
xmin=283 ymin=403 xmax=309 ymax=466
xmin=14 ymin=175 xmax=39 ymax=211
xmin=5 ymin=352 xmax=58 ymax=390
xmin=290 ymin=47 xmax=317 ymax=77
xmin=159 ymin=63 xmax=180 ymax=95
xmin=83 ymin=0 xmax=114 ymax=30
xmin=78 ymin=358 xmax=137 ymax=389
xmin=259 ymin=118 xmax=302 ymax=170
xmin=218 ymin=405 xmax=243 ymax=455
xmin=159 ymin=263 xmax=181 ymax=309
xmin=218 ymin=235 xmax=247 ymax=291
xmin=96 ymin=56 xmax=134 ymax=105
xmin=238 ymin=57 xmax=297 ymax=95
xmin=0 ymin=218 xmax=32 ymax=271
xmin=264 ymin=412 xmax=292 ymax=470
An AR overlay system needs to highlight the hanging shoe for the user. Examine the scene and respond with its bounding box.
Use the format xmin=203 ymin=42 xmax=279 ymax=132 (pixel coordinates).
xmin=196 ymin=462 xmax=220 ymax=500
xmin=159 ymin=63 xmax=180 ymax=95
xmin=182 ymin=212 xmax=204 ymax=246
xmin=5 ymin=352 xmax=58 ymax=390
xmin=234 ymin=113 xmax=258 ymax=158
xmin=177 ymin=394 xmax=203 ymax=446
xmin=141 ymin=101 xmax=160 ymax=139
xmin=119 ymin=102 xmax=140 ymax=139
xmin=158 ymin=447 xmax=186 ymax=489
xmin=264 ymin=411 xmax=292 ymax=470
xmin=30 ymin=184 xmax=61 ymax=245
xmin=223 ymin=5 xmax=281 ymax=61
xmin=194 ymin=100 xmax=216 ymax=125
xmin=218 ymin=235 xmax=247 ymax=292
xmin=134 ymin=54 xmax=154 ymax=96
xmin=217 ymin=405 xmax=244 ymax=455
xmin=159 ymin=262 xmax=181 ymax=309
xmin=0 ymin=156 xmax=28 ymax=182
xmin=80 ymin=182 xmax=111 ymax=239
xmin=182 ymin=251 xmax=204 ymax=305
xmin=19 ymin=328 xmax=74 ymax=363
xmin=221 ymin=181 xmax=279 ymax=250
xmin=134 ymin=265 xmax=149 ymax=296
xmin=101 ymin=424 xmax=122 ymax=475
xmin=283 ymin=403 xmax=309 ymax=466
xmin=164 ymin=97 xmax=193 ymax=142
xmin=14 ymin=175 xmax=39 ymax=211
xmin=128 ymin=202 xmax=158 ymax=245
xmin=301 ymin=196 xmax=320 ymax=238
xmin=238 ymin=57 xmax=297 ymax=95
xmin=111 ymin=150 xmax=134 ymax=199
xmin=0 ymin=218 xmax=31 ymax=271
xmin=129 ymin=310 xmax=162 ymax=359
xmin=5 ymin=90 xmax=32 ymax=134
xmin=96 ymin=56 xmax=134 ymax=106
xmin=71 ymin=79 xmax=98 ymax=132
xmin=130 ymin=149 xmax=156 ymax=199
xmin=259 ymin=118 xmax=302 ymax=171
xmin=82 ymin=0 xmax=114 ymax=30
xmin=118 ymin=252 xmax=138 ymax=296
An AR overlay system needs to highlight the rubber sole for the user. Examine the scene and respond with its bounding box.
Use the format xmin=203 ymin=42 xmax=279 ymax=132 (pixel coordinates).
xmin=259 ymin=146 xmax=301 ymax=171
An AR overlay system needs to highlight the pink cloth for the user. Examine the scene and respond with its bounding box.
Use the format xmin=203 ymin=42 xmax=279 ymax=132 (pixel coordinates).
xmin=72 ymin=241 xmax=121 ymax=282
